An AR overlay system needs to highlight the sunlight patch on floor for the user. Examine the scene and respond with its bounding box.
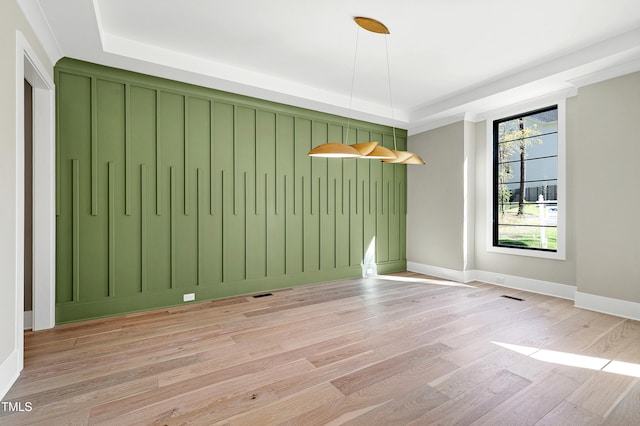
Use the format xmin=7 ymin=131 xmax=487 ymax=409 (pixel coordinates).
xmin=603 ymin=360 xmax=640 ymax=377
xmin=493 ymin=341 xmax=640 ymax=377
xmin=371 ymin=274 xmax=477 ymax=288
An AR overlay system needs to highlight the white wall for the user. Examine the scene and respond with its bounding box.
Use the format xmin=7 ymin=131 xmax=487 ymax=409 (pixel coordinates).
xmin=407 ymin=122 xmax=466 ymax=271
xmin=574 ymin=72 xmax=640 ymax=304
xmin=0 ymin=0 xmax=53 ymax=400
xmin=463 ymin=120 xmax=476 ymax=272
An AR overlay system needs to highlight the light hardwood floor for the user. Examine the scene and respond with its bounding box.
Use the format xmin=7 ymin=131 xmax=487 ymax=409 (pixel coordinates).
xmin=2 ymin=272 xmax=640 ymax=425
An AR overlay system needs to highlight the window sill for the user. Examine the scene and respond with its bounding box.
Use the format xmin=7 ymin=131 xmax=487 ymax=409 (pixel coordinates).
xmin=487 ymin=245 xmax=566 ymax=260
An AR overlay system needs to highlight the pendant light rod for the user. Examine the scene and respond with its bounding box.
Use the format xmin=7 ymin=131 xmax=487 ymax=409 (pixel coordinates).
xmin=308 ymin=23 xmax=363 ymax=158
xmin=384 ymin=35 xmax=398 ymax=151
xmin=344 ymin=25 xmax=360 ymax=146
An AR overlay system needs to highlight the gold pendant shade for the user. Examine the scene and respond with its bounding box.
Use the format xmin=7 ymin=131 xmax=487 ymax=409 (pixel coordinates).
xmin=364 ymin=144 xmax=396 ymax=159
xmin=350 ymin=142 xmax=378 ymax=155
xmin=350 ymin=141 xmax=396 ymax=159
xmin=308 ymin=141 xmax=397 ymax=159
xmin=402 ymin=153 xmax=426 ymax=164
xmin=308 ymin=143 xmax=361 ymax=158
xmin=382 ymin=150 xmax=413 ymax=163
xmin=382 ymin=150 xmax=426 ymax=164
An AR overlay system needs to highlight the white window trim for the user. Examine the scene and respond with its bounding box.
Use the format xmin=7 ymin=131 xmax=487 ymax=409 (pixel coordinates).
xmin=484 ymin=97 xmax=567 ymax=261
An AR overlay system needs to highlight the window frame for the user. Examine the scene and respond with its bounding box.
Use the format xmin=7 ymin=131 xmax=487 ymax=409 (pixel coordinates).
xmin=485 ymin=98 xmax=566 ymax=260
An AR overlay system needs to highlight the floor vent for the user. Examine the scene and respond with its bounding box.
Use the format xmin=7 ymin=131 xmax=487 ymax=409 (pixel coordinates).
xmin=252 ymin=293 xmax=273 ymax=298
xmin=501 ymin=295 xmax=524 ymax=301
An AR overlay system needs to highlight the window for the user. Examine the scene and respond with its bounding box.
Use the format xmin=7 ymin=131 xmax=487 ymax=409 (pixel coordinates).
xmin=493 ymin=105 xmax=559 ymax=253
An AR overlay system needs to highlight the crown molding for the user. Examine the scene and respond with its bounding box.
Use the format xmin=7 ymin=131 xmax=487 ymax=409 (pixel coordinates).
xmin=475 ymin=87 xmax=577 ymax=122
xmin=17 ymin=0 xmax=63 ymax=64
xmin=568 ymin=57 xmax=640 ymax=88
xmin=407 ymin=113 xmax=467 ymax=136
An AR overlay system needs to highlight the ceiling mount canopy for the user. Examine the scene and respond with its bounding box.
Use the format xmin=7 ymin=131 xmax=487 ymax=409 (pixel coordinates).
xmin=354 ymin=17 xmax=390 ymax=34
xmin=307 ymin=16 xmax=424 ymax=165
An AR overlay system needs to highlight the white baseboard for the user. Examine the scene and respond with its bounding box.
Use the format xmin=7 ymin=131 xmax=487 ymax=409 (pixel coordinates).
xmin=406 ymin=262 xmax=640 ymax=321
xmin=407 ymin=261 xmax=576 ymax=300
xmin=24 ymin=311 xmax=32 ymax=330
xmin=474 ymin=270 xmax=576 ymax=300
xmin=407 ymin=262 xmax=476 ymax=283
xmin=575 ymin=291 xmax=640 ymax=322
xmin=0 ymin=350 xmax=20 ymax=400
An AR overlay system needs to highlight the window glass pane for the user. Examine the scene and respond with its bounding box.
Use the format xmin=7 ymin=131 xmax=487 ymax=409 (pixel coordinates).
xmin=498 ymin=120 xmax=520 ymax=141
xmin=497 ymin=198 xmax=557 ymax=225
xmin=522 ymin=109 xmax=558 ymax=133
xmin=497 ymin=141 xmax=520 ymax=163
xmin=522 ymin=134 xmax=557 ymax=159
xmin=501 ymin=157 xmax=557 ymax=184
xmin=497 ymin=225 xmax=557 ymax=250
xmin=498 ymin=180 xmax=558 ymax=206
xmin=497 ymin=133 xmax=557 ymax=164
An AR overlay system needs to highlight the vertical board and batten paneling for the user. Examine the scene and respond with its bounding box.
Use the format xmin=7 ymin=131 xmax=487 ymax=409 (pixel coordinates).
xmin=54 ymin=58 xmax=408 ymax=323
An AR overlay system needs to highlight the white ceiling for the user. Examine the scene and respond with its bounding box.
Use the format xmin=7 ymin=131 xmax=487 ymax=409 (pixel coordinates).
xmin=20 ymin=0 xmax=640 ymax=133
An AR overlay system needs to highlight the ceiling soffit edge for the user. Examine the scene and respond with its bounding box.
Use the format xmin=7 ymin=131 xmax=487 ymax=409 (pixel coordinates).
xmin=409 ymin=54 xmax=640 ymax=136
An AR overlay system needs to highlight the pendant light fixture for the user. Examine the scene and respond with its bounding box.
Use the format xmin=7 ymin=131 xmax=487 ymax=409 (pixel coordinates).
xmin=308 ymin=16 xmax=424 ymax=165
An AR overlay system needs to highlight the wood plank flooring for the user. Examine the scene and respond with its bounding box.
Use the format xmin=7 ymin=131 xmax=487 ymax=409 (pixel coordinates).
xmin=2 ymin=272 xmax=640 ymax=425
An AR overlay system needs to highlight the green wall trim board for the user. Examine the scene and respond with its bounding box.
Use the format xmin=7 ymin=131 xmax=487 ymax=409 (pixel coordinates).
xmin=55 ymin=58 xmax=408 ymax=323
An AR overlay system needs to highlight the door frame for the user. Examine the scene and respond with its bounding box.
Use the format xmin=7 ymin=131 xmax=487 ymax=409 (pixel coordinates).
xmin=16 ymin=30 xmax=56 ymax=342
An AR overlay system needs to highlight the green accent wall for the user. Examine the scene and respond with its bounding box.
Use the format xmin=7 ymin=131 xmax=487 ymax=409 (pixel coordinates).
xmin=55 ymin=58 xmax=407 ymax=323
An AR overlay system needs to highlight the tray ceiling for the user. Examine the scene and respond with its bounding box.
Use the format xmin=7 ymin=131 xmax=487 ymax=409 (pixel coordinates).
xmin=19 ymin=0 xmax=640 ymax=132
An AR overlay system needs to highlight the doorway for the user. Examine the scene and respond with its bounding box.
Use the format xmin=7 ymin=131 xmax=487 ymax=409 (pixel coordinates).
xmin=24 ymin=79 xmax=33 ymax=330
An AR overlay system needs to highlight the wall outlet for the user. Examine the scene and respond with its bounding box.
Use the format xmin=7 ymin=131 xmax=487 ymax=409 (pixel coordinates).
xmin=183 ymin=293 xmax=195 ymax=302
xmin=496 ymin=276 xmax=506 ymax=284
